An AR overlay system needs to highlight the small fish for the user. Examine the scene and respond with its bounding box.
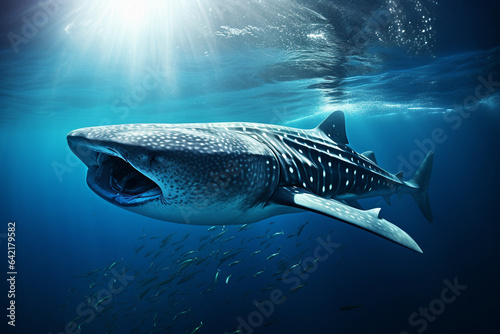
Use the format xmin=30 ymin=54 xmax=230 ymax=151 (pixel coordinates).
xmin=160 ymin=233 xmax=174 ymax=247
xmin=178 ymin=257 xmax=198 ymax=266
xmin=270 ymin=231 xmax=284 ymax=238
xmin=210 ymin=249 xmax=220 ymax=257
xmin=172 ymin=233 xmax=191 ymax=246
xmin=253 ymin=270 xmax=264 ymax=278
xmin=155 ymin=287 xmax=169 ymax=297
xmin=289 ymin=260 xmax=301 ymax=271
xmin=159 ymin=275 xmax=178 ymax=287
xmin=223 ymin=236 xmax=236 ymax=243
xmin=266 ymin=252 xmax=280 ymax=261
xmin=181 ymin=250 xmax=196 ymax=257
xmin=138 ymin=275 xmax=159 ymax=287
xmin=226 ymin=275 xmax=232 ymax=284
xmin=199 ymin=235 xmax=211 ymax=242
xmin=134 ymin=244 xmax=145 ymax=254
xmin=339 ymin=305 xmax=363 ymax=311
xmin=144 ymin=249 xmax=155 ymax=257
xmin=286 ymin=233 xmax=297 ymax=239
xmin=228 ymin=260 xmax=241 ymax=267
xmin=215 ymin=269 xmax=220 ymax=284
xmin=263 ymin=320 xmax=277 ymax=328
xmin=177 ymin=272 xmax=198 ymax=285
xmin=297 ymin=221 xmax=308 ymax=237
xmin=304 ymin=257 xmax=321 ymax=272
xmin=191 ymin=321 xmax=203 ymax=334
xmin=250 ymin=250 xmax=262 ymax=257
xmin=207 ymin=226 xmax=218 ymax=231
xmin=95 ymin=295 xmax=111 ymax=307
xmin=238 ymin=224 xmax=251 ymax=232
xmin=82 ymin=269 xmax=100 ymax=278
xmin=261 ymin=284 xmax=276 ymax=292
xmin=198 ymin=240 xmax=212 ymax=251
xmin=151 ymin=248 xmax=169 ymax=261
xmin=173 ymin=309 xmax=190 ymax=320
xmin=196 ymin=256 xmax=211 ymax=266
xmin=139 ymin=287 xmax=152 ymax=300
xmin=291 ymin=284 xmax=305 ymax=292
xmin=212 ymin=230 xmax=228 ymax=242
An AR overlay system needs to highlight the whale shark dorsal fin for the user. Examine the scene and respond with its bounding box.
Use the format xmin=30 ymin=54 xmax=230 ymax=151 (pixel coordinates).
xmin=271 ymin=187 xmax=422 ymax=253
xmin=361 ymin=151 xmax=377 ymax=164
xmin=316 ymin=111 xmax=349 ymax=145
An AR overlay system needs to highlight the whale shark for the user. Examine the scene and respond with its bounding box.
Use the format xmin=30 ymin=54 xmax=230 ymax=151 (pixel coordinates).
xmin=67 ymin=111 xmax=433 ymax=253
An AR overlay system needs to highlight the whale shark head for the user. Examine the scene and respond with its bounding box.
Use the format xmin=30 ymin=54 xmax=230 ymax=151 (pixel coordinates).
xmin=67 ymin=124 xmax=280 ymax=224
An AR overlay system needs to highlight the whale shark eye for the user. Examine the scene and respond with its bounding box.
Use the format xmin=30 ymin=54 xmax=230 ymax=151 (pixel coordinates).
xmin=149 ymin=154 xmax=157 ymax=163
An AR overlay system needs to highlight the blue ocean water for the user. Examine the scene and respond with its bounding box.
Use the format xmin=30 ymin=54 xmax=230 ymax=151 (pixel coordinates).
xmin=1 ymin=0 xmax=499 ymax=333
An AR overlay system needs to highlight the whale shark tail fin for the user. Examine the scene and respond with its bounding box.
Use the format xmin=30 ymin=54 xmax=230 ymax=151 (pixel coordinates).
xmin=409 ymin=151 xmax=434 ymax=223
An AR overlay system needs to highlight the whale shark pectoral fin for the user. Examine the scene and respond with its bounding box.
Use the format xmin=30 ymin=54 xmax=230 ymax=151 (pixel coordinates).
xmin=271 ymin=187 xmax=423 ymax=253
xmin=315 ymin=110 xmax=349 ymax=144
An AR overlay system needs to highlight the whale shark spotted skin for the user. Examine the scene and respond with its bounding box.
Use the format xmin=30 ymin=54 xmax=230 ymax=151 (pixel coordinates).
xmin=67 ymin=111 xmax=433 ymax=253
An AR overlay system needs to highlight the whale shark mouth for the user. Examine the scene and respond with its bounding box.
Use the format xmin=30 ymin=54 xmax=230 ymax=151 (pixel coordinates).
xmin=87 ymin=153 xmax=162 ymax=206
